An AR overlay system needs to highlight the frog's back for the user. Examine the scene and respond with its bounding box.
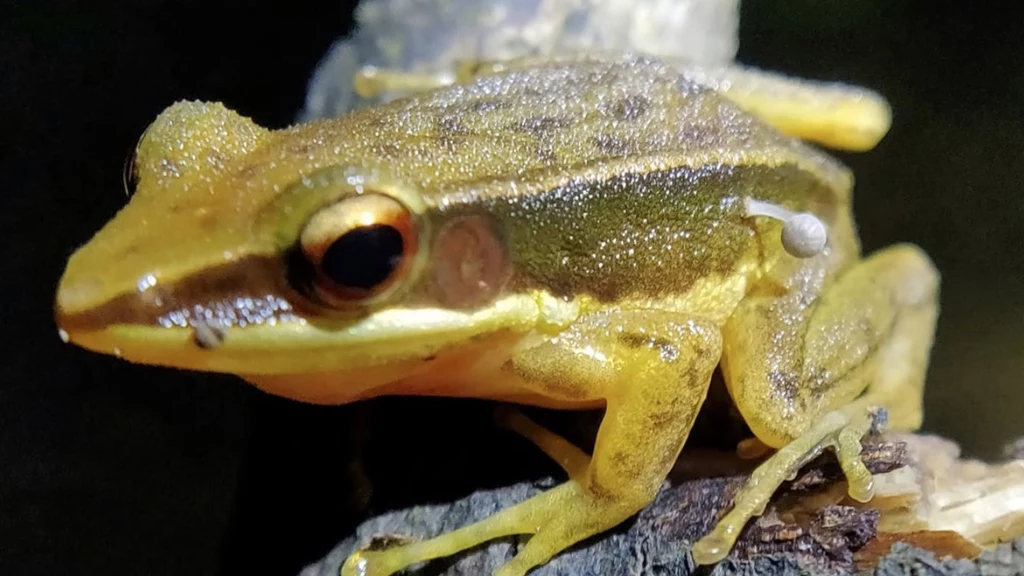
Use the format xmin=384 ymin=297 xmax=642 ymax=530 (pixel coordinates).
xmin=287 ymin=56 xmax=850 ymax=195
xmin=278 ymin=56 xmax=855 ymax=303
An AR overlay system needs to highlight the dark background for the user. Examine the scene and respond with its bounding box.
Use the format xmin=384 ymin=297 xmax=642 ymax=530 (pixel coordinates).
xmin=3 ymin=1 xmax=1022 ymax=575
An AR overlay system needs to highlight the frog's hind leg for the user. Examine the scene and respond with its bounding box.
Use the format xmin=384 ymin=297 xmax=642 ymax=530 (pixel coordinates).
xmin=494 ymin=405 xmax=591 ymax=479
xmin=352 ymin=66 xmax=456 ymax=100
xmin=691 ymin=244 xmax=939 ymax=564
xmin=343 ymin=310 xmax=721 ymax=576
xmin=669 ymin=62 xmax=893 ymax=152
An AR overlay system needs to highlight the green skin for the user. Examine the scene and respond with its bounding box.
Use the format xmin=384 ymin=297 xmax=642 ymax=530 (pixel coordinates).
xmin=57 ymin=55 xmax=852 ymax=332
xmin=479 ymin=162 xmax=842 ymax=302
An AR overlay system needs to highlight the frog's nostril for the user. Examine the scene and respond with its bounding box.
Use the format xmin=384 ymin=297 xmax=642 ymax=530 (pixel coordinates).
xmin=55 ymin=273 xmax=105 ymax=319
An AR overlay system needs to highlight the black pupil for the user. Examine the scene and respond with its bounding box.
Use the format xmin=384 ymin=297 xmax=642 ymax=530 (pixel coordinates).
xmin=320 ymin=224 xmax=404 ymax=292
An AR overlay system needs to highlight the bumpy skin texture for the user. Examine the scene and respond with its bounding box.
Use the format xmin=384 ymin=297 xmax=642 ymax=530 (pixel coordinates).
xmin=54 ymin=55 xmax=938 ymax=575
xmin=57 ymin=56 xmax=850 ymax=327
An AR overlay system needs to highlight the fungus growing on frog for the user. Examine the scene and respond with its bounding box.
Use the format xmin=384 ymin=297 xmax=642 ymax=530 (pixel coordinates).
xmin=744 ymin=197 xmax=828 ymax=258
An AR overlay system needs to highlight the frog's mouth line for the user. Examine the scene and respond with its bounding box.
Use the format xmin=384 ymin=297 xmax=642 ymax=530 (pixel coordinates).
xmin=54 ymin=255 xmax=308 ymax=334
xmin=57 ymin=294 xmax=544 ymax=376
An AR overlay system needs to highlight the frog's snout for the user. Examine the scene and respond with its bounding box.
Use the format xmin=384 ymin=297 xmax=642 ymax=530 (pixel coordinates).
xmin=54 ymin=268 xmax=111 ymax=351
xmin=55 ymin=272 xmax=103 ymax=323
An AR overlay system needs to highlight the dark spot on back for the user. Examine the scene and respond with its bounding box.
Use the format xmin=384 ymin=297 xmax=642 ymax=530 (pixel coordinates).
xmin=611 ymin=94 xmax=650 ymax=121
xmin=679 ymin=124 xmax=720 ymax=148
xmin=436 ymin=114 xmax=466 ymax=136
xmin=535 ymin=143 xmax=556 ymax=163
xmin=511 ymin=116 xmax=574 ymax=137
xmin=435 ymin=134 xmax=462 ymax=154
xmin=468 ymin=99 xmax=508 ymax=113
xmin=366 ymin=114 xmax=393 ymax=129
xmin=593 ymin=134 xmax=629 ymax=156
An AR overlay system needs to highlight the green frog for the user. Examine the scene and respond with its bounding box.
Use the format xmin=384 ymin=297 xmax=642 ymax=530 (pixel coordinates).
xmin=55 ymin=55 xmax=938 ymax=575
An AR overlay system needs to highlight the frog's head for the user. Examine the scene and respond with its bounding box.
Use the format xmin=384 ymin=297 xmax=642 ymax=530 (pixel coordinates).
xmin=55 ymin=102 xmax=540 ymax=401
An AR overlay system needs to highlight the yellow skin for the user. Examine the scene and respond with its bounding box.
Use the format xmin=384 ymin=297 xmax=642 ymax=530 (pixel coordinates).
xmin=54 ymin=55 xmax=938 ymax=575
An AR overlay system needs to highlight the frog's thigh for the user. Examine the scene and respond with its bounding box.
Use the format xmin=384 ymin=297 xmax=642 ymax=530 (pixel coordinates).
xmin=667 ymin=61 xmax=893 ymax=152
xmin=691 ymin=244 xmax=938 ymax=565
xmin=342 ymin=310 xmax=721 ymax=576
xmin=725 ymin=243 xmax=939 ymax=445
xmin=494 ymin=406 xmax=590 ymax=478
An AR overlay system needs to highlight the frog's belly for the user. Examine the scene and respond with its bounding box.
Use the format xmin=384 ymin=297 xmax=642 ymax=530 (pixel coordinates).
xmin=242 ymin=329 xmax=602 ymax=409
xmin=245 ymin=371 xmax=605 ymax=410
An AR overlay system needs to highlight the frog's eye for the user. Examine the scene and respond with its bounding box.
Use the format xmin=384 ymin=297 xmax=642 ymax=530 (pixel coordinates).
xmin=298 ymin=193 xmax=419 ymax=305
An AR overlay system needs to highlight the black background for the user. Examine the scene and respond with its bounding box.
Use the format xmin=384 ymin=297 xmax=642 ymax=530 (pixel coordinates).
xmin=3 ymin=1 xmax=1023 ymax=575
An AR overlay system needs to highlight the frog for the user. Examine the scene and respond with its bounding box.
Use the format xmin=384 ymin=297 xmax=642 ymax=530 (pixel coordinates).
xmin=54 ymin=54 xmax=939 ymax=576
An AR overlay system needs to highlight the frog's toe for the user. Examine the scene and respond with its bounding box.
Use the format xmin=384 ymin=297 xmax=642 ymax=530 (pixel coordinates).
xmin=833 ymin=407 xmax=879 ymax=502
xmin=689 ymin=526 xmax=738 ymax=565
xmin=341 ymin=549 xmax=394 ymax=576
xmin=691 ymin=404 xmax=884 ymax=565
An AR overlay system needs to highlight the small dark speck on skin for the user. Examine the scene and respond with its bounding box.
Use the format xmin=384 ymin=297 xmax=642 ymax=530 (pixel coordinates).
xmin=468 ymin=99 xmax=508 ymax=113
xmin=593 ymin=134 xmax=629 ymax=156
xmin=767 ymin=369 xmax=800 ymax=406
xmin=611 ymin=94 xmax=650 ymax=121
xmin=167 ymin=202 xmax=188 ymax=214
xmin=436 ymin=114 xmax=467 ymax=136
xmin=193 ymin=319 xmax=227 ymax=349
xmin=617 ymin=332 xmax=679 ymax=362
xmin=646 ymin=405 xmax=681 ymax=431
xmin=618 ymin=332 xmax=672 ymax=351
xmin=237 ymin=163 xmax=262 ymax=179
xmin=435 ymin=135 xmax=463 ymax=154
xmin=285 ymin=141 xmax=313 ymax=155
xmin=512 ymin=116 xmax=574 ymax=137
xmin=609 ymin=449 xmax=632 ymax=469
xmin=534 ymin=143 xmax=557 ymax=163
xmin=679 ymin=124 xmax=720 ymax=148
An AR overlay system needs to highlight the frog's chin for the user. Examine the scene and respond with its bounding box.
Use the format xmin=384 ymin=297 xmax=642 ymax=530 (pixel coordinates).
xmin=56 ymin=294 xmax=545 ymax=378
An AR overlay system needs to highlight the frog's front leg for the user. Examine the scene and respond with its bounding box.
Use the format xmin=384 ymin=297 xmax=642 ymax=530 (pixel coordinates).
xmin=342 ymin=310 xmax=721 ymax=576
xmin=691 ymin=244 xmax=939 ymax=564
